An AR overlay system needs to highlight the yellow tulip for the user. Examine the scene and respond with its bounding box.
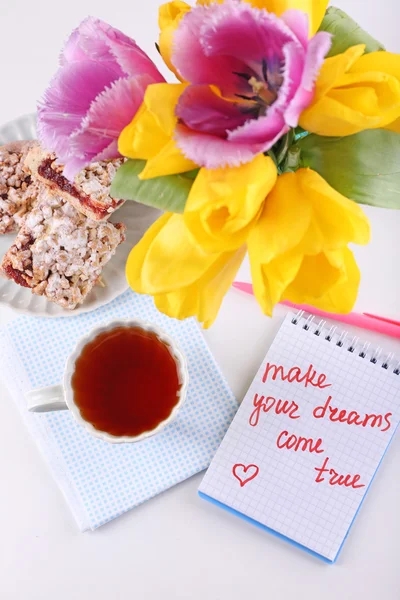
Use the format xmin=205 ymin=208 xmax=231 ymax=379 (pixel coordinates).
xmin=118 ymin=83 xmax=197 ymax=179
xmin=350 ymin=51 xmax=400 ymax=134
xmin=248 ymin=168 xmax=370 ymax=316
xmin=126 ymin=213 xmax=246 ymax=328
xmin=285 ymin=247 xmax=361 ymax=313
xmin=158 ymin=1 xmax=191 ymax=79
xmin=197 ymin=0 xmax=328 ymax=36
xmin=184 ymin=155 xmax=277 ymax=253
xmin=300 ymin=45 xmax=400 ymax=136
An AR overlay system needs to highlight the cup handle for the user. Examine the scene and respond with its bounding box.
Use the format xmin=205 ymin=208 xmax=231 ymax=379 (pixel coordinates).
xmin=26 ymin=385 xmax=68 ymax=412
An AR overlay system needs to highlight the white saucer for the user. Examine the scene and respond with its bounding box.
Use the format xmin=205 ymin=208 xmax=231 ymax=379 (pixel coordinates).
xmin=0 ymin=113 xmax=159 ymax=317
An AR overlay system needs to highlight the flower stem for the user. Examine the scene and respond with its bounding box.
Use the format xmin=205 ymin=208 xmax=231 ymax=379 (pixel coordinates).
xmin=266 ymin=148 xmax=278 ymax=168
xmin=282 ymin=145 xmax=301 ymax=172
xmin=275 ymin=130 xmax=294 ymax=165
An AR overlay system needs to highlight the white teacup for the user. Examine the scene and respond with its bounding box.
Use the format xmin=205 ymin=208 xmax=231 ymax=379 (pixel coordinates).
xmin=25 ymin=319 xmax=189 ymax=444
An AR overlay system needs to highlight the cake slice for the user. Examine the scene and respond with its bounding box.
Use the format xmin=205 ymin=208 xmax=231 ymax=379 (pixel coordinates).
xmin=0 ymin=141 xmax=39 ymax=234
xmin=25 ymin=146 xmax=125 ymax=221
xmin=0 ymin=187 xmax=126 ymax=309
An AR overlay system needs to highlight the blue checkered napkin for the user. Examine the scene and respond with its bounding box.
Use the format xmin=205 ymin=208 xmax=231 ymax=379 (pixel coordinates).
xmin=0 ymin=290 xmax=237 ymax=531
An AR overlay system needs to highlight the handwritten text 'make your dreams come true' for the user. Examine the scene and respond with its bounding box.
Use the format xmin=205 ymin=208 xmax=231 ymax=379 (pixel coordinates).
xmin=249 ymin=363 xmax=393 ymax=489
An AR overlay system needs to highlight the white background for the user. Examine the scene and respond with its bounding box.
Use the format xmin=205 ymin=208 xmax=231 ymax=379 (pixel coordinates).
xmin=1 ymin=0 xmax=400 ymax=598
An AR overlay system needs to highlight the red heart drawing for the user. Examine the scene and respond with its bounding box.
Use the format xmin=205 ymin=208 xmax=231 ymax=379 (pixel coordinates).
xmin=232 ymin=463 xmax=259 ymax=487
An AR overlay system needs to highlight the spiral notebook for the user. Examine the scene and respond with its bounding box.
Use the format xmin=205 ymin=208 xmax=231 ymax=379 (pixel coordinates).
xmin=199 ymin=312 xmax=400 ymax=563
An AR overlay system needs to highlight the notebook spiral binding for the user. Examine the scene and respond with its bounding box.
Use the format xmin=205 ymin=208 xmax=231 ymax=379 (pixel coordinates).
xmin=291 ymin=310 xmax=400 ymax=376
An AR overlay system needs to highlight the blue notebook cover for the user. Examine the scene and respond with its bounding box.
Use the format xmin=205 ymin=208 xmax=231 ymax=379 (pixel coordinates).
xmin=199 ymin=313 xmax=400 ymax=562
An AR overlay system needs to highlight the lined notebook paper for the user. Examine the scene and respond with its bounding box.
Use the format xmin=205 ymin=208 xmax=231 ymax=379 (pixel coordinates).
xmin=199 ymin=312 xmax=400 ymax=562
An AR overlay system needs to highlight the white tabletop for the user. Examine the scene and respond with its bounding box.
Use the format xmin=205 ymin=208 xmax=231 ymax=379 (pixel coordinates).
xmin=1 ymin=1 xmax=400 ymax=598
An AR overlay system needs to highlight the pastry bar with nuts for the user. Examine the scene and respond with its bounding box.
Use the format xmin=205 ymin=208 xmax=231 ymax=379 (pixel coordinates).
xmin=0 ymin=187 xmax=126 ymax=309
xmin=25 ymin=146 xmax=125 ymax=221
xmin=0 ymin=141 xmax=40 ymax=234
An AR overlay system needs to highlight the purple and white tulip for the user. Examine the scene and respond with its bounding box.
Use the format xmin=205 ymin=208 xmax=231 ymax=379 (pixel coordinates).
xmin=38 ymin=17 xmax=164 ymax=179
xmin=172 ymin=1 xmax=332 ymax=168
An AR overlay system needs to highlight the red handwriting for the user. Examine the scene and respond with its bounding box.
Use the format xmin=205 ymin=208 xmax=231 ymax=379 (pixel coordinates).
xmin=313 ymin=396 xmax=392 ymax=433
xmin=276 ymin=430 xmax=325 ymax=454
xmin=232 ymin=464 xmax=259 ymax=487
xmin=249 ymin=393 xmax=300 ymax=427
xmin=262 ymin=362 xmax=332 ymax=389
xmin=314 ymin=457 xmax=365 ymax=488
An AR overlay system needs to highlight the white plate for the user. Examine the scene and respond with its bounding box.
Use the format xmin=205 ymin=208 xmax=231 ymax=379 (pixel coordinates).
xmin=0 ymin=114 xmax=159 ymax=317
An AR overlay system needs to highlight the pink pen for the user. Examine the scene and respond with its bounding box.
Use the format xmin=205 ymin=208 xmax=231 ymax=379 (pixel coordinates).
xmin=232 ymin=281 xmax=400 ymax=340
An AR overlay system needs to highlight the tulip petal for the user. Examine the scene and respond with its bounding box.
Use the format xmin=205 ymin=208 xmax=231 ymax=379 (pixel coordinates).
xmin=130 ymin=213 xmax=215 ymax=292
xmin=39 ymin=16 xmax=164 ymax=178
xmin=250 ymin=0 xmax=329 ymax=36
xmin=247 ymin=168 xmax=369 ymax=316
xmin=104 ymin=29 xmax=164 ymax=82
xmin=159 ymin=0 xmax=190 ymax=29
xmin=285 ymin=248 xmax=360 ymax=314
xmin=171 ymin=1 xmax=331 ymax=168
xmin=227 ymin=105 xmax=288 ymax=147
xmin=62 ymin=141 xmax=120 ymax=181
xmin=64 ymin=75 xmax=153 ymax=177
xmin=143 ymin=82 xmax=188 ymax=135
xmin=287 ymin=251 xmax=344 ymax=299
xmin=198 ymin=2 xmax=297 ymax=64
xmin=61 ymin=140 xmax=120 ymax=181
xmin=280 ymin=9 xmax=308 ymax=47
xmin=175 ymin=123 xmax=265 ymax=168
xmin=285 ymin=31 xmax=332 ymax=126
xmin=301 ymin=82 xmax=400 ymax=136
xmin=309 ymin=44 xmax=365 ymax=99
xmin=385 ymin=117 xmax=400 ymax=133
xmin=92 ymin=140 xmax=119 ymax=162
xmin=296 ymin=169 xmax=371 ymax=249
xmin=154 ymin=245 xmax=246 ymax=328
xmin=126 ymin=212 xmax=246 ymax=327
xmin=61 ymin=28 xmax=93 ymax=64
xmin=250 ymin=247 xmax=304 ymax=315
xmin=296 ymin=44 xmax=400 ymax=136
xmin=79 ymin=75 xmax=152 ymax=143
xmin=61 ymin=18 xmax=124 ymax=77
xmin=276 ymin=41 xmax=305 ymax=113
xmin=126 ymin=212 xmax=171 ymax=294
xmin=63 ymin=16 xmax=164 ymax=82
xmin=139 ymin=139 xmax=197 ymax=179
xmin=128 ymin=212 xmax=235 ymax=292
xmin=335 ymin=70 xmax=400 ymax=121
xmin=248 ymin=174 xmax=312 ymax=264
xmin=172 ymin=3 xmax=254 ymax=97
xmin=159 ymin=1 xmax=192 ymax=77
xmin=300 ymin=96 xmax=384 ymax=136
xmin=184 ymin=155 xmax=277 ymax=252
xmin=119 ymin=104 xmax=170 ymax=160
xmin=349 ymin=51 xmax=400 ymax=79
xmin=176 ymin=85 xmax=250 ymax=136
xmin=38 ymin=60 xmax=123 ymax=161
xmin=119 ymin=82 xmax=197 ymax=178
xmin=249 ymin=246 xmax=359 ymax=317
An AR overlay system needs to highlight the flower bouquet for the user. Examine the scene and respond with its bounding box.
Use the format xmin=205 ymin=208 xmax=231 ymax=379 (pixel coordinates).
xmin=38 ymin=1 xmax=400 ymax=326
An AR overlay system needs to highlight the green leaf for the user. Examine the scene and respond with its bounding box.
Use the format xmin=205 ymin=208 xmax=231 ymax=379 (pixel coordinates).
xmin=183 ymin=168 xmax=200 ymax=180
xmin=282 ymin=145 xmax=301 ymax=173
xmin=319 ymin=6 xmax=385 ymax=58
xmin=297 ymin=129 xmax=400 ymax=209
xmin=110 ymin=159 xmax=194 ymax=213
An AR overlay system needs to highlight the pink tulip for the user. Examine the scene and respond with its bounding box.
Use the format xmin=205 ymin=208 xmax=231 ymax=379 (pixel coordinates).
xmin=172 ymin=1 xmax=332 ymax=169
xmin=38 ymin=17 xmax=164 ymax=180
